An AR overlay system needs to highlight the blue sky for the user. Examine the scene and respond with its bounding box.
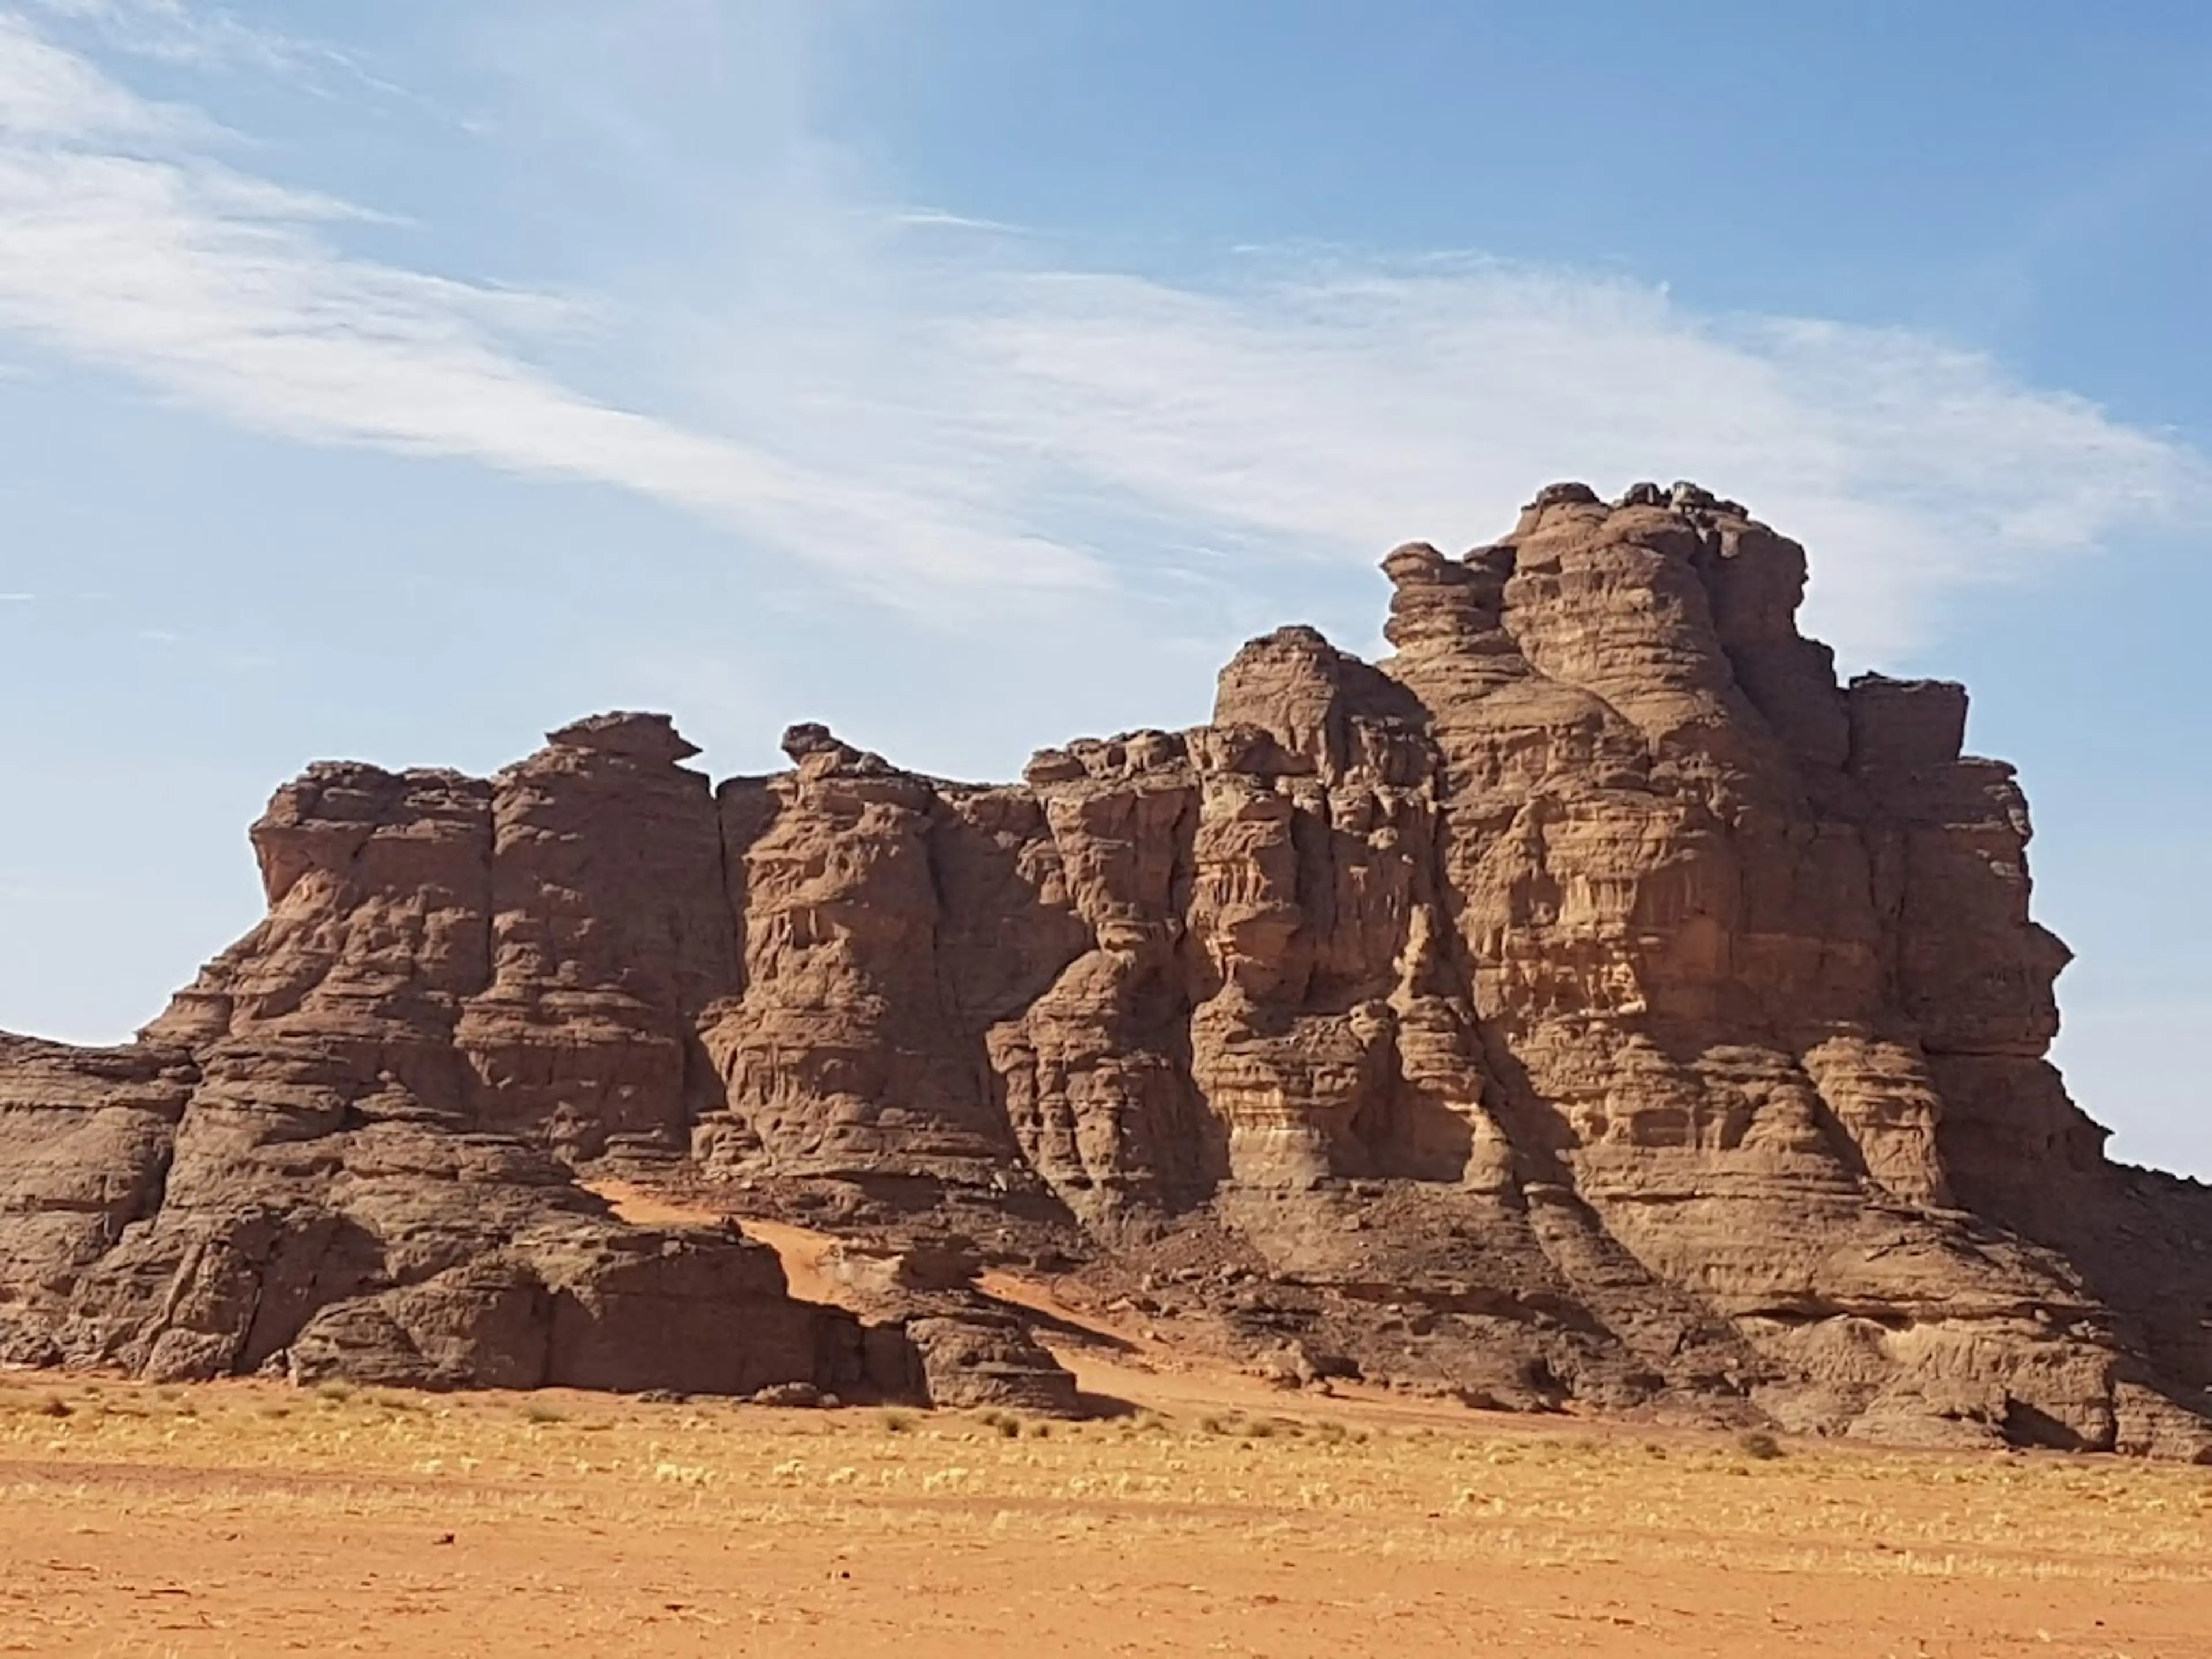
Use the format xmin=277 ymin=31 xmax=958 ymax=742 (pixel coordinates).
xmin=1 ymin=1 xmax=2207 ymax=1173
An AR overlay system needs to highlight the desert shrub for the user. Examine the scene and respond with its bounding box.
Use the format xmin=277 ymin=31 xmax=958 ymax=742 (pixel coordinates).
xmin=521 ymin=1401 xmax=568 ymax=1425
xmin=1738 ymin=1431 xmax=1783 ymax=1461
xmin=880 ymin=1408 xmax=918 ymax=1434
xmin=313 ymin=1380 xmax=356 ymax=1404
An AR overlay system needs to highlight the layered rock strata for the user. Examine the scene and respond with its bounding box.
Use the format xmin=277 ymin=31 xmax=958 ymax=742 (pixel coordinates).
xmin=0 ymin=1031 xmax=880 ymax=1395
xmin=2 ymin=483 xmax=2205 ymax=1454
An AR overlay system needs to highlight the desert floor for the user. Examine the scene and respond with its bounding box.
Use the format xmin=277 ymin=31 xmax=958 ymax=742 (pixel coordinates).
xmin=3 ymin=1353 xmax=2208 ymax=1659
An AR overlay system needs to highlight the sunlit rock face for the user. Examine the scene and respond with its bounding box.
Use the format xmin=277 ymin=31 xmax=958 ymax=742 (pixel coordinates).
xmin=4 ymin=484 xmax=2207 ymax=1457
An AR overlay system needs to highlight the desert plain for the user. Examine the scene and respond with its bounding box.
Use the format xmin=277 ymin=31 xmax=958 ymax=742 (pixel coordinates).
xmin=3 ymin=1347 xmax=2207 ymax=1659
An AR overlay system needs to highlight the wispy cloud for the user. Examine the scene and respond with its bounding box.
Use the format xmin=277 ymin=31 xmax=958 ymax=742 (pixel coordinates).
xmin=0 ymin=14 xmax=1103 ymax=597
xmin=23 ymin=0 xmax=329 ymax=76
xmin=0 ymin=9 xmax=202 ymax=137
xmin=0 ymin=7 xmax=2202 ymax=662
xmin=892 ymin=256 xmax=2202 ymax=656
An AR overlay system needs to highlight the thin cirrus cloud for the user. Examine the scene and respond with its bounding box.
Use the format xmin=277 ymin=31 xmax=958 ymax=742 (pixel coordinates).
xmin=19 ymin=0 xmax=341 ymax=75
xmin=0 ymin=8 xmax=203 ymax=136
xmin=0 ymin=9 xmax=2203 ymax=661
xmin=0 ymin=13 xmax=1107 ymax=599
xmin=912 ymin=263 xmax=2204 ymax=656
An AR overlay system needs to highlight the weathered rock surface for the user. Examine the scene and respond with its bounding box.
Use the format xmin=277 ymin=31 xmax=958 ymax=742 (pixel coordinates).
xmin=3 ymin=484 xmax=2206 ymax=1453
xmin=0 ymin=1024 xmax=902 ymax=1397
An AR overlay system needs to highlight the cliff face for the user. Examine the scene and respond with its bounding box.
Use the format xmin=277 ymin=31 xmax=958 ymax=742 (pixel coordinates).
xmin=3 ymin=483 xmax=2206 ymax=1454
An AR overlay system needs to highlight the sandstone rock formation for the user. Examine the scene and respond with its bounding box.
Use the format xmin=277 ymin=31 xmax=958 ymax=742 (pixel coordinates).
xmin=2 ymin=483 xmax=2206 ymax=1455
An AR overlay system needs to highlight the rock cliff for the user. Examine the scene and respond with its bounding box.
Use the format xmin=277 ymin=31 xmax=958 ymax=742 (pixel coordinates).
xmin=3 ymin=483 xmax=2206 ymax=1453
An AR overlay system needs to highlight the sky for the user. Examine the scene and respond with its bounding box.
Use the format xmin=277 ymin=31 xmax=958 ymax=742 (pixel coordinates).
xmin=0 ymin=1 xmax=2206 ymax=1174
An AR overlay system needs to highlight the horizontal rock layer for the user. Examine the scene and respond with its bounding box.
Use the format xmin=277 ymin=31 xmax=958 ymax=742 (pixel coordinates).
xmin=2 ymin=483 xmax=2206 ymax=1453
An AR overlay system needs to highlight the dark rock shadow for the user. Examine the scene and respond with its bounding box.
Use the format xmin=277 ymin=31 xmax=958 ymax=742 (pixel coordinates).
xmin=974 ymin=1291 xmax=1140 ymax=1355
xmin=1074 ymin=1389 xmax=1141 ymax=1419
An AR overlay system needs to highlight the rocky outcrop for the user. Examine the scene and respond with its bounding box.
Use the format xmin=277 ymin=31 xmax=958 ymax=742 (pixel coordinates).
xmin=0 ymin=1028 xmax=895 ymax=1394
xmin=2 ymin=483 xmax=2205 ymax=1454
xmin=0 ymin=722 xmax=938 ymax=1403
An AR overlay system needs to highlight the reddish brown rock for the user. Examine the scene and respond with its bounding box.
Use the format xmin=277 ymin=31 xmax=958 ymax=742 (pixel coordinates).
xmin=1 ymin=718 xmax=923 ymax=1404
xmin=0 ymin=1025 xmax=908 ymax=1396
xmin=2 ymin=486 xmax=2206 ymax=1454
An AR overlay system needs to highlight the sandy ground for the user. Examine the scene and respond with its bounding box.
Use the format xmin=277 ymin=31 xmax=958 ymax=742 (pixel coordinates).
xmin=5 ymin=1206 xmax=2207 ymax=1656
xmin=6 ymin=1369 xmax=2210 ymax=1657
